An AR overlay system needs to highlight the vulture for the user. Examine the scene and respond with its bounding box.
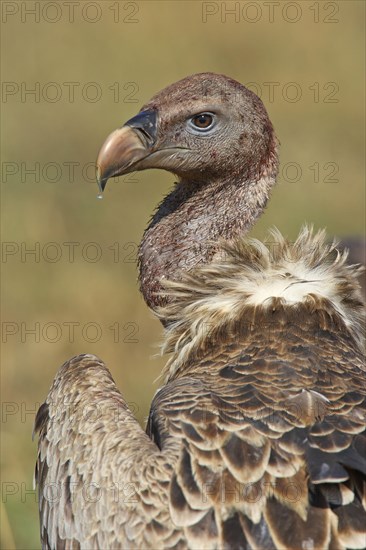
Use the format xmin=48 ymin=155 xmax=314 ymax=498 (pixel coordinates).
xmin=34 ymin=73 xmax=366 ymax=549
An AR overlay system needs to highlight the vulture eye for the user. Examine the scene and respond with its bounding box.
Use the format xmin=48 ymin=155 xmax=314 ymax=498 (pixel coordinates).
xmin=189 ymin=113 xmax=215 ymax=133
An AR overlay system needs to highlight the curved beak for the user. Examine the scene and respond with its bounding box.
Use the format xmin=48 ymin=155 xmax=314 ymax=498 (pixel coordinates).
xmin=96 ymin=110 xmax=157 ymax=192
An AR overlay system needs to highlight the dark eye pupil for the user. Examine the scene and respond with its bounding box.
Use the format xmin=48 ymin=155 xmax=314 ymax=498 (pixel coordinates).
xmin=193 ymin=114 xmax=212 ymax=128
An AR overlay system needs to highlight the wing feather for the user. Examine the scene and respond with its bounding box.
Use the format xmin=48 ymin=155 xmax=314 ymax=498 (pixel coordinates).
xmin=34 ymin=354 xmax=181 ymax=549
xmin=36 ymin=312 xmax=366 ymax=549
xmin=147 ymin=317 xmax=366 ymax=549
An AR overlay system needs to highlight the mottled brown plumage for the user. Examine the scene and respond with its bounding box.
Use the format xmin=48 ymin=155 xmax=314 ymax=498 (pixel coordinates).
xmin=35 ymin=74 xmax=366 ymax=549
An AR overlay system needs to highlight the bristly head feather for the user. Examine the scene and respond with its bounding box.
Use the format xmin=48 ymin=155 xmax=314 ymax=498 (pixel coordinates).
xmin=157 ymin=227 xmax=365 ymax=380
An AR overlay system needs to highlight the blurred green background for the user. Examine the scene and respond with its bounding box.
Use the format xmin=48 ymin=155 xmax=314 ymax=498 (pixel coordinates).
xmin=1 ymin=1 xmax=364 ymax=548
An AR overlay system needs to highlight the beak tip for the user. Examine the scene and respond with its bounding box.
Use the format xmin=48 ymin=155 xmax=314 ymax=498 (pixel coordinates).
xmin=96 ymin=165 xmax=106 ymax=192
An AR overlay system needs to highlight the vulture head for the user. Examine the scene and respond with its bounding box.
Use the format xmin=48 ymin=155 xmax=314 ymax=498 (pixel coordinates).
xmin=97 ymin=72 xmax=278 ymax=184
xmin=97 ymin=73 xmax=279 ymax=310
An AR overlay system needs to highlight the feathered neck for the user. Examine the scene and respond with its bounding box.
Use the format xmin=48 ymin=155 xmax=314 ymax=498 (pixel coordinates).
xmin=158 ymin=227 xmax=365 ymax=381
xmin=138 ymin=159 xmax=278 ymax=311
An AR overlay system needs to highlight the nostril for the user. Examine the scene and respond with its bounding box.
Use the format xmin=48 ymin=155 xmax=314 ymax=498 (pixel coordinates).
xmin=135 ymin=127 xmax=155 ymax=147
